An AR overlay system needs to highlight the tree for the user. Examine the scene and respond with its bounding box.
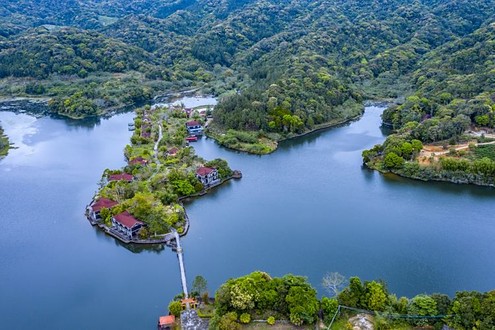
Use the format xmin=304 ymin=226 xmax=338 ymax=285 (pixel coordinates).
xmin=322 ymin=272 xmax=346 ymax=297
xmin=430 ymin=293 xmax=451 ymax=316
xmin=285 ymin=285 xmax=319 ymax=325
xmin=449 ymin=291 xmax=484 ymax=329
xmin=229 ymin=281 xmax=257 ymax=310
xmin=363 ymin=281 xmax=388 ymax=311
xmin=383 ymin=152 xmax=405 ymax=169
xmin=401 ymin=142 xmax=413 ymax=160
xmin=338 ymin=276 xmax=364 ymax=308
xmin=205 ymin=159 xmax=232 ymax=179
xmin=408 ymin=294 xmax=438 ymax=326
xmin=192 ymin=275 xmax=208 ymax=296
xmin=168 ymin=300 xmax=182 ymax=317
xmin=209 ymin=311 xmax=241 ymax=330
xmin=411 ymin=139 xmax=423 ymax=153
xmin=321 ymin=297 xmax=339 ymax=324
xmin=239 ymin=313 xmax=251 ymax=324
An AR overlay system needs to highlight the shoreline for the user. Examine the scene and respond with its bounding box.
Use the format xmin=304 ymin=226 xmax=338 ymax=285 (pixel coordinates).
xmin=280 ymin=111 xmax=365 ymax=143
xmin=365 ymin=163 xmax=495 ymax=188
xmin=86 ymin=175 xmax=240 ymax=245
xmin=206 ymin=104 xmax=372 ymax=155
xmin=85 ymin=99 xmax=242 ymax=246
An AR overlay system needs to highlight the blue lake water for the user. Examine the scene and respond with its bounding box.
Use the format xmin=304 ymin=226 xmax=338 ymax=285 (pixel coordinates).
xmin=0 ymin=106 xmax=494 ymax=329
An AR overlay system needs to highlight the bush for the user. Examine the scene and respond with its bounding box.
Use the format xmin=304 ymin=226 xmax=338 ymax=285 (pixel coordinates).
xmin=239 ymin=313 xmax=251 ymax=324
xmin=383 ymin=152 xmax=405 ymax=169
xmin=267 ymin=316 xmax=275 ymax=325
xmin=168 ymin=300 xmax=182 ymax=317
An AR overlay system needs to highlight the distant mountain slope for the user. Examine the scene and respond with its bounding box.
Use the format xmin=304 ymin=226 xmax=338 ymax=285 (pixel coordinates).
xmin=0 ymin=0 xmax=204 ymax=32
xmin=0 ymin=0 xmax=494 ymax=139
xmin=0 ymin=27 xmax=160 ymax=79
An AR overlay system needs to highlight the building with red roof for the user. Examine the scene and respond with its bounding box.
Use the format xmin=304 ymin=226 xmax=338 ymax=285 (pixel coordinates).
xmin=157 ymin=315 xmax=175 ymax=330
xmin=108 ymin=173 xmax=134 ymax=182
xmin=167 ymin=147 xmax=179 ymax=157
xmin=111 ymin=211 xmax=144 ymax=238
xmin=129 ymin=156 xmax=148 ymax=166
xmin=88 ymin=198 xmax=118 ymax=221
xmin=195 ymin=167 xmax=219 ymax=186
xmin=185 ymin=120 xmax=203 ymax=135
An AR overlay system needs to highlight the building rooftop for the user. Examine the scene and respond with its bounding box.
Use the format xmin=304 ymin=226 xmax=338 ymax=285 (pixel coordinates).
xmin=129 ymin=157 xmax=148 ymax=165
xmin=91 ymin=198 xmax=118 ymax=212
xmin=108 ymin=173 xmax=133 ymax=181
xmin=186 ymin=120 xmax=201 ymax=127
xmin=158 ymin=315 xmax=175 ymax=326
xmin=113 ymin=211 xmax=143 ymax=228
xmin=196 ymin=167 xmax=215 ymax=176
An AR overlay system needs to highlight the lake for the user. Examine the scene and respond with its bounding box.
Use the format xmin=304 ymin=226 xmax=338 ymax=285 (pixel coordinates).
xmin=0 ymin=105 xmax=494 ymax=329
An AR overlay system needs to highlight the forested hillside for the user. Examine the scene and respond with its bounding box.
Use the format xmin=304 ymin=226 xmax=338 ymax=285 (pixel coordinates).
xmin=0 ymin=0 xmax=494 ymax=149
xmin=363 ymin=21 xmax=495 ymax=186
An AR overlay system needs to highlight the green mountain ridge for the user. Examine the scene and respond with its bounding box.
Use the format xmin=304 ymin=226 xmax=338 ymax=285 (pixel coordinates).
xmin=0 ymin=0 xmax=494 ymax=150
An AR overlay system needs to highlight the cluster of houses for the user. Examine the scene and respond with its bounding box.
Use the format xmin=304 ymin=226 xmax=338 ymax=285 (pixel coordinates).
xmin=182 ymin=106 xmax=210 ymax=119
xmin=88 ymin=172 xmax=143 ymax=240
xmin=88 ymin=197 xmax=144 ymax=240
xmin=140 ymin=107 xmax=158 ymax=139
xmin=88 ymin=165 xmax=220 ymax=240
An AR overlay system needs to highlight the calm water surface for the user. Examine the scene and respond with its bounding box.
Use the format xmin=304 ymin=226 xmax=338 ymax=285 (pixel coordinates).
xmin=0 ymin=106 xmax=494 ymax=329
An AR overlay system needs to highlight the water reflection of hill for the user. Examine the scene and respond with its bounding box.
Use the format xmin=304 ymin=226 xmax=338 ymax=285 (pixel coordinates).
xmin=0 ymin=99 xmax=138 ymax=130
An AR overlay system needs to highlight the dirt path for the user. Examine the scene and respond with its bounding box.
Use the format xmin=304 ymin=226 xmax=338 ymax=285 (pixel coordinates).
xmin=418 ymin=139 xmax=495 ymax=164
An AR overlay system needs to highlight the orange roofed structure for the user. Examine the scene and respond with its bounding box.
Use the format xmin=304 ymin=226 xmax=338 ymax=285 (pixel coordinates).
xmin=157 ymin=315 xmax=175 ymax=330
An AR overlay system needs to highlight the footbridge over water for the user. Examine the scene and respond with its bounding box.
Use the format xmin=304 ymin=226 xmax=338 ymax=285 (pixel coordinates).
xmin=172 ymin=229 xmax=189 ymax=300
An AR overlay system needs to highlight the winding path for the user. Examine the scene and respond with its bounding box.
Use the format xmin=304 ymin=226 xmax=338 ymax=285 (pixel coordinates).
xmin=154 ymin=124 xmax=163 ymax=165
xmin=420 ymin=139 xmax=495 ymax=162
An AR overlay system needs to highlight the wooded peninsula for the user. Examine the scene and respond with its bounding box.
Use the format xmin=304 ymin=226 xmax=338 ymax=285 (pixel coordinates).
xmin=86 ymin=102 xmax=237 ymax=243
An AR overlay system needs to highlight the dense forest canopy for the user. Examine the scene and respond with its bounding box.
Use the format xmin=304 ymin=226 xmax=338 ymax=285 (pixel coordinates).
xmin=1 ymin=0 xmax=494 ymax=138
xmin=185 ymin=271 xmax=495 ymax=329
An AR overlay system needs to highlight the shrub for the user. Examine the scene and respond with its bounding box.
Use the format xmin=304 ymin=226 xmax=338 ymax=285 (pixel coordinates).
xmin=383 ymin=152 xmax=405 ymax=169
xmin=239 ymin=313 xmax=251 ymax=324
xmin=168 ymin=300 xmax=182 ymax=317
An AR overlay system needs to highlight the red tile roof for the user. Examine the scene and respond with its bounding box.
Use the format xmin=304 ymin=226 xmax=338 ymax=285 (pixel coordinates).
xmin=186 ymin=136 xmax=198 ymax=142
xmin=196 ymin=167 xmax=215 ymax=176
xmin=186 ymin=120 xmax=201 ymax=127
xmin=108 ymin=173 xmax=133 ymax=181
xmin=168 ymin=147 xmax=179 ymax=155
xmin=113 ymin=211 xmax=143 ymax=228
xmin=91 ymin=198 xmax=118 ymax=212
xmin=129 ymin=157 xmax=148 ymax=165
xmin=158 ymin=315 xmax=175 ymax=326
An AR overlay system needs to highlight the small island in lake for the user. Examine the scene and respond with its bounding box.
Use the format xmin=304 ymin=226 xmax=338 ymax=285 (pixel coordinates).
xmin=86 ymin=101 xmax=240 ymax=244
